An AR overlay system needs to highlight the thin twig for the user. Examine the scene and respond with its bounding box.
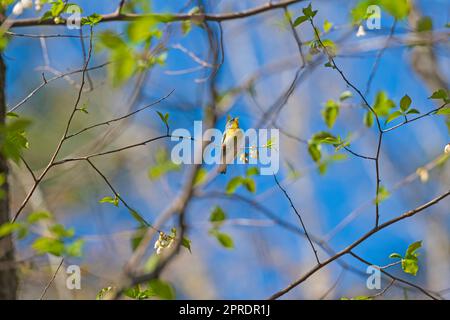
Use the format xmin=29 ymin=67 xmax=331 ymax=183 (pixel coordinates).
xmin=39 ymin=258 xmax=64 ymax=300
xmin=273 ymin=174 xmax=320 ymax=264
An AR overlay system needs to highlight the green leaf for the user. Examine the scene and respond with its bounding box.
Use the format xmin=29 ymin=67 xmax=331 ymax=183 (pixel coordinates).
xmin=293 ymin=15 xmax=308 ymax=27
xmin=181 ymin=20 xmax=192 ymax=35
xmin=246 ymin=167 xmax=259 ymax=177
xmin=374 ymin=185 xmax=390 ymax=204
xmin=243 ymin=178 xmax=256 ymax=193
xmin=124 ymin=285 xmax=140 ymax=299
xmin=226 ymin=176 xmax=243 ymax=194
xmin=148 ymin=279 xmax=175 ymax=300
xmin=127 ymin=17 xmax=159 ymax=43
xmin=323 ymin=19 xmax=333 ymax=33
xmin=308 ymin=143 xmax=321 ymax=162
xmin=373 ymin=91 xmax=396 ymax=117
xmin=109 ymin=48 xmax=136 ymax=87
xmin=50 ymin=0 xmax=65 ymax=17
xmin=6 ymin=112 xmax=19 ymax=118
xmin=65 ymin=239 xmax=85 ymax=257
xmin=40 ymin=11 xmax=54 ymax=21
xmin=210 ymin=206 xmax=226 ymax=224
xmin=406 ymin=108 xmax=420 ymax=115
xmin=435 ymin=107 xmax=450 ymax=115
xmin=27 ymin=211 xmax=52 ymax=224
xmin=322 ymin=99 xmax=339 ymax=129
xmin=181 ymin=237 xmax=192 ymax=253
xmin=193 ymin=168 xmax=207 ymax=186
xmin=0 ymin=222 xmax=22 ymax=237
xmin=32 ymin=237 xmax=65 ymax=256
xmin=402 ymin=257 xmax=419 ymax=276
xmin=96 ymin=286 xmax=113 ymax=300
xmin=364 ymin=111 xmax=374 ymax=127
xmin=156 ymin=111 xmax=169 ymax=128
xmin=429 ymin=89 xmax=448 ymax=101
xmin=400 ymin=94 xmax=412 ymax=112
xmin=98 ymin=31 xmax=127 ymax=50
xmin=49 ymin=224 xmax=75 ymax=239
xmin=99 ymin=195 xmax=119 ymax=207
xmin=385 ymin=110 xmax=404 ymax=124
xmin=1 ymin=118 xmax=31 ymax=163
xmin=389 ymin=253 xmax=402 ymax=259
xmin=302 ymin=4 xmax=318 ymax=18
xmin=416 ymin=16 xmax=433 ymax=32
xmin=405 ymin=240 xmax=422 ymax=256
xmin=82 ymin=13 xmax=102 ymax=26
xmin=213 ymin=231 xmax=234 ymax=249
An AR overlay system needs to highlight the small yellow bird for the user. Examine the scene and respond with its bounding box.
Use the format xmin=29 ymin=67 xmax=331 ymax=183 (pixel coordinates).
xmin=218 ymin=117 xmax=244 ymax=174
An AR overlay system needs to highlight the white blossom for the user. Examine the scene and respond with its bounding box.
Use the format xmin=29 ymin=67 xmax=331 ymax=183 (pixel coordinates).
xmin=416 ymin=167 xmax=429 ymax=183
xmin=154 ymin=231 xmax=174 ymax=255
xmin=445 ymin=143 xmax=450 ymax=154
xmin=21 ymin=0 xmax=32 ymax=9
xmin=12 ymin=2 xmax=24 ymax=16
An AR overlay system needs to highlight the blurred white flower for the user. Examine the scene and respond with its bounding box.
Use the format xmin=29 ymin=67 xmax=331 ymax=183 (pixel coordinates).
xmin=416 ymin=167 xmax=429 ymax=183
xmin=356 ymin=25 xmax=366 ymax=37
xmin=12 ymin=2 xmax=24 ymax=15
xmin=34 ymin=0 xmax=42 ymax=11
xmin=21 ymin=0 xmax=32 ymax=9
xmin=154 ymin=231 xmax=174 ymax=255
xmin=445 ymin=143 xmax=450 ymax=154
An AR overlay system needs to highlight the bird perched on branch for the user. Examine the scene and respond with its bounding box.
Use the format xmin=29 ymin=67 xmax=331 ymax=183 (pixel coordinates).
xmin=218 ymin=116 xmax=244 ymax=174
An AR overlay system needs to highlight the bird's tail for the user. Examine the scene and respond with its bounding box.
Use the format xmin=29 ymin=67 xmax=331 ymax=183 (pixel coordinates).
xmin=217 ymin=164 xmax=227 ymax=174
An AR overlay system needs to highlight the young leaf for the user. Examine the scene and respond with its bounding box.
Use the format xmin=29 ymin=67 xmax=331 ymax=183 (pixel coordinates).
xmin=210 ymin=206 xmax=226 ymax=224
xmin=405 ymin=240 xmax=422 ymax=256
xmin=32 ymin=237 xmax=65 ymax=256
xmin=99 ymin=196 xmax=119 ymax=207
xmin=400 ymin=94 xmax=412 ymax=112
xmin=96 ymin=286 xmax=113 ymax=300
xmin=323 ymin=19 xmax=333 ymax=33
xmin=193 ymin=168 xmax=207 ymax=186
xmin=389 ymin=253 xmax=402 ymax=259
xmin=308 ymin=143 xmax=321 ymax=162
xmin=0 ymin=222 xmax=22 ymax=237
xmin=246 ymin=167 xmax=259 ymax=177
xmin=225 ymin=176 xmax=243 ymax=194
xmin=65 ymin=239 xmax=85 ymax=257
xmin=293 ymin=15 xmax=308 ymax=27
xmin=385 ymin=110 xmax=404 ymax=124
xmin=181 ymin=237 xmax=192 ymax=253
xmin=243 ymin=178 xmax=256 ymax=193
xmin=49 ymin=224 xmax=75 ymax=239
xmin=27 ymin=211 xmax=52 ymax=224
xmin=429 ymin=89 xmax=448 ymax=101
xmin=148 ymin=279 xmax=176 ymax=300
xmin=214 ymin=231 xmax=234 ymax=249
xmin=406 ymin=108 xmax=420 ymax=115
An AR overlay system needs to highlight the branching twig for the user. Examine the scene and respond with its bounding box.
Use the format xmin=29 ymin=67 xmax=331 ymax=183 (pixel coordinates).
xmin=273 ymin=174 xmax=320 ymax=264
xmin=39 ymin=258 xmax=64 ymax=300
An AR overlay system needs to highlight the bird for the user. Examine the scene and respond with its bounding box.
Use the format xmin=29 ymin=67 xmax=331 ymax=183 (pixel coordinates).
xmin=217 ymin=116 xmax=244 ymax=174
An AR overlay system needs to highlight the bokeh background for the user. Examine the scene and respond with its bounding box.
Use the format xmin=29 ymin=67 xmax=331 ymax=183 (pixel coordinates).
xmin=4 ymin=0 xmax=449 ymax=299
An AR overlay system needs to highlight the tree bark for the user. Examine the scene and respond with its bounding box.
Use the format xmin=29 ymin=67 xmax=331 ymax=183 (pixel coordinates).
xmin=0 ymin=54 xmax=18 ymax=300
